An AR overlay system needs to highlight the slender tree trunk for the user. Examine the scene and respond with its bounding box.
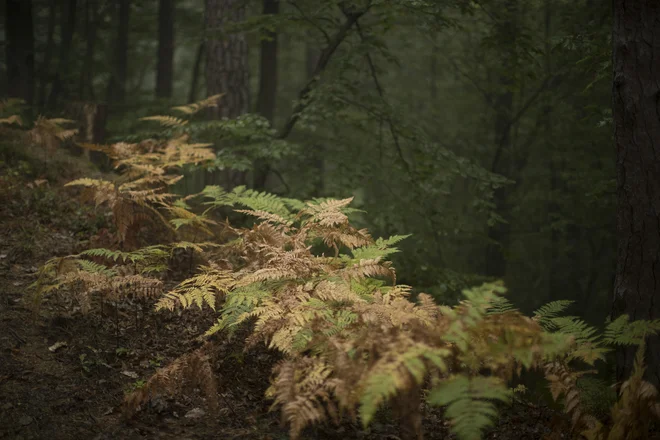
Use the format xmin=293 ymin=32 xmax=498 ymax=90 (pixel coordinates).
xmin=79 ymin=0 xmax=101 ymax=101
xmin=188 ymin=42 xmax=205 ymax=103
xmin=611 ymin=0 xmax=660 ymax=386
xmin=156 ymin=0 xmax=175 ymax=99
xmin=5 ymin=0 xmax=35 ymax=106
xmin=485 ymin=0 xmax=518 ymax=279
xmin=204 ymin=0 xmax=249 ymax=119
xmin=106 ymin=0 xmax=130 ymax=104
xmin=47 ymin=0 xmax=77 ymax=109
xmin=253 ymin=0 xmax=279 ymax=190
xmin=37 ymin=0 xmax=57 ymax=108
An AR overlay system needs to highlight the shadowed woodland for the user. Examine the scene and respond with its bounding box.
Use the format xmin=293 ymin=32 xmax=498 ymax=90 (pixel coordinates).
xmin=1 ymin=0 xmax=660 ymax=439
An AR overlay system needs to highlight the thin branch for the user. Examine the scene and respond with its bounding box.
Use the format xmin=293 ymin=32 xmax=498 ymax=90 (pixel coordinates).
xmin=286 ymin=0 xmax=331 ymax=43
xmin=277 ymin=4 xmax=371 ymax=140
xmin=354 ymin=20 xmax=413 ymax=176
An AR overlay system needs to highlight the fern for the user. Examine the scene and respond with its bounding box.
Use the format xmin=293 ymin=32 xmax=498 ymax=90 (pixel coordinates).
xmin=428 ymin=375 xmax=511 ymax=440
xmin=171 ymin=94 xmax=223 ymax=115
xmin=156 ymin=266 xmax=234 ymax=311
xmin=603 ymin=314 xmax=660 ymax=346
xmin=140 ymin=115 xmax=188 ymax=128
xmin=349 ymin=234 xmax=411 ymax=261
xmin=533 ymin=300 xmax=574 ymax=329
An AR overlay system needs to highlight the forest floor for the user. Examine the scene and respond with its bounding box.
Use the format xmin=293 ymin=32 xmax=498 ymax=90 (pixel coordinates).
xmin=0 ymin=147 xmax=572 ymax=440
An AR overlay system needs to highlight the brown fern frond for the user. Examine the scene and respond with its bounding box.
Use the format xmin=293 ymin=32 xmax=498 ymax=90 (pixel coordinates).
xmin=29 ymin=116 xmax=78 ymax=153
xmin=267 ymin=358 xmax=335 ymax=439
xmin=124 ymin=344 xmax=219 ymax=418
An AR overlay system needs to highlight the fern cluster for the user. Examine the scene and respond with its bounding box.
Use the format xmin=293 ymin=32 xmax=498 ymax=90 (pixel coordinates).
xmin=487 ymin=298 xmax=660 ymax=440
xmin=130 ymin=190 xmax=575 ymax=440
xmin=30 ymin=95 xmax=660 ymax=440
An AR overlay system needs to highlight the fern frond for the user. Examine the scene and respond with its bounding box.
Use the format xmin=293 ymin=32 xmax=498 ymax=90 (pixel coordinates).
xmin=156 ymin=266 xmax=234 ymax=311
xmin=0 ymin=115 xmax=22 ymax=126
xmin=171 ymin=94 xmax=223 ymax=115
xmin=603 ymin=315 xmax=660 ymax=346
xmin=533 ymin=300 xmax=574 ymax=329
xmin=124 ymin=344 xmax=218 ymax=417
xmin=140 ymin=115 xmax=188 ymax=127
xmin=360 ymin=341 xmax=450 ymax=426
xmin=428 ymin=375 xmax=511 ymax=440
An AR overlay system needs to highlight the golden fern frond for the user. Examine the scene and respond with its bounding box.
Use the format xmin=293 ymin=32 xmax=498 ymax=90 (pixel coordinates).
xmin=171 ymin=94 xmax=223 ymax=115
xmin=0 ymin=115 xmax=22 ymax=126
xmin=235 ymin=209 xmax=293 ymax=229
xmin=342 ymin=258 xmax=396 ymax=284
xmin=156 ymin=267 xmax=234 ymax=311
xmin=140 ymin=115 xmax=188 ymax=127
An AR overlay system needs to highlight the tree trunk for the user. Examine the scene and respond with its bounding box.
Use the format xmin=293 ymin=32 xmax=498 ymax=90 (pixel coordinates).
xmin=156 ymin=0 xmax=175 ymax=99
xmin=5 ymin=0 xmax=35 ymax=106
xmin=611 ymin=0 xmax=660 ymax=386
xmin=48 ymin=0 xmax=77 ymax=109
xmin=106 ymin=0 xmax=130 ymax=104
xmin=37 ymin=0 xmax=57 ymax=108
xmin=79 ymin=0 xmax=101 ymax=101
xmin=253 ymin=0 xmax=279 ymax=190
xmin=188 ymin=42 xmax=205 ymax=103
xmin=204 ymin=0 xmax=249 ymax=119
xmin=204 ymin=0 xmax=250 ymax=188
xmin=485 ymin=0 xmax=518 ymax=279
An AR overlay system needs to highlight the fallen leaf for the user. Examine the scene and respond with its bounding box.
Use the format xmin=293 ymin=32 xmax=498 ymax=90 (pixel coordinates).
xmin=48 ymin=341 xmax=67 ymax=352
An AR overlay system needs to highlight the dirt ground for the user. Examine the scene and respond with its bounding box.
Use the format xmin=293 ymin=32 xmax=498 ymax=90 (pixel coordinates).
xmin=0 ymin=152 xmax=571 ymax=440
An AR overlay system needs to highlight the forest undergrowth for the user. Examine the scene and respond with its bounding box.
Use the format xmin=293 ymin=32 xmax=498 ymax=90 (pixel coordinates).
xmin=1 ymin=99 xmax=660 ymax=440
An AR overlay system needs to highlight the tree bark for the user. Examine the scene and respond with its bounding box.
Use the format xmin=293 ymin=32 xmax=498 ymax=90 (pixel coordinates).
xmin=156 ymin=0 xmax=175 ymax=99
xmin=48 ymin=0 xmax=77 ymax=109
xmin=106 ymin=0 xmax=130 ymax=104
xmin=5 ymin=0 xmax=35 ymax=106
xmin=37 ymin=0 xmax=57 ymax=108
xmin=485 ymin=0 xmax=518 ymax=279
xmin=253 ymin=0 xmax=279 ymax=190
xmin=204 ymin=0 xmax=250 ymax=119
xmin=47 ymin=0 xmax=77 ymax=109
xmin=188 ymin=42 xmax=205 ymax=103
xmin=79 ymin=0 xmax=102 ymax=101
xmin=611 ymin=0 xmax=660 ymax=385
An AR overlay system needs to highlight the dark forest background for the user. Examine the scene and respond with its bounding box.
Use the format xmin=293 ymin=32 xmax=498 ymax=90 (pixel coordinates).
xmin=0 ymin=0 xmax=616 ymax=322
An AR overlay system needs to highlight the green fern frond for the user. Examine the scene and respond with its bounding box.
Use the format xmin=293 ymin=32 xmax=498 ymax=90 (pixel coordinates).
xmin=76 ymin=259 xmax=117 ymax=277
xmin=79 ymin=246 xmax=169 ymax=264
xmin=360 ymin=343 xmax=450 ymax=426
xmin=603 ymin=315 xmax=660 ymax=346
xmin=202 ymin=185 xmax=298 ymax=220
xmin=533 ymin=300 xmax=574 ymax=329
xmin=485 ymin=296 xmax=517 ymax=315
xmin=428 ymin=375 xmax=511 ymax=440
xmin=350 ymin=235 xmax=411 ymax=262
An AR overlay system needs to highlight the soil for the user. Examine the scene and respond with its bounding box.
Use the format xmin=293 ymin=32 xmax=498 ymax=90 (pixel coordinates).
xmin=0 ymin=150 xmax=571 ymax=440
